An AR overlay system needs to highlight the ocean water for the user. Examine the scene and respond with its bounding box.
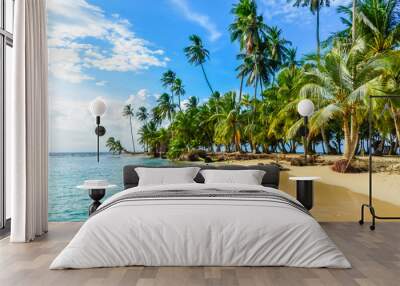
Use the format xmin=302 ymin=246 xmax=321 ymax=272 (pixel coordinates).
xmin=49 ymin=153 xmax=176 ymax=221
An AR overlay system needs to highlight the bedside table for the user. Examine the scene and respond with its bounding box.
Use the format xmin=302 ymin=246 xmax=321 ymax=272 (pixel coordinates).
xmin=289 ymin=177 xmax=320 ymax=210
xmin=77 ymin=180 xmax=117 ymax=215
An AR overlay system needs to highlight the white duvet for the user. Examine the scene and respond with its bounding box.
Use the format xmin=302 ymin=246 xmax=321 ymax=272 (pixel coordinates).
xmin=50 ymin=183 xmax=351 ymax=269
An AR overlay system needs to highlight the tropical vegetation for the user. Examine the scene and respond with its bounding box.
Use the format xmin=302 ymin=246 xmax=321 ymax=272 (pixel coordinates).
xmin=106 ymin=137 xmax=124 ymax=155
xmin=109 ymin=0 xmax=400 ymax=171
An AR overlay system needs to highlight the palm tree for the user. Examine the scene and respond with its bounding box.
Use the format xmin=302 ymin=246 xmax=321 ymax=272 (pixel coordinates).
xmin=322 ymin=5 xmax=353 ymax=47
xmin=290 ymin=0 xmax=331 ymax=154
xmin=137 ymin=125 xmax=149 ymax=153
xmin=122 ymin=104 xmax=136 ymax=153
xmin=230 ymin=0 xmax=269 ymax=105
xmin=185 ymin=96 xmax=199 ymax=110
xmin=161 ymin=70 xmax=177 ymax=106
xmin=236 ymin=41 xmax=271 ymax=152
xmin=210 ymin=91 xmax=242 ymax=152
xmin=136 ymin=106 xmax=149 ymax=123
xmin=327 ymin=0 xmax=399 ymax=53
xmin=268 ymin=66 xmax=305 ymax=152
xmin=229 ymin=0 xmax=268 ymax=54
xmin=106 ymin=137 xmax=117 ymax=153
xmin=106 ymin=137 xmax=124 ymax=155
xmin=285 ymin=48 xmax=300 ymax=71
xmin=235 ymin=53 xmax=253 ymax=105
xmin=154 ymin=93 xmax=175 ymax=122
xmin=184 ymin=34 xmax=214 ymax=94
xmin=266 ymin=26 xmax=291 ymax=84
xmin=295 ymin=40 xmax=380 ymax=161
xmin=138 ymin=121 xmax=159 ymax=156
xmin=360 ymin=0 xmax=399 ymax=54
xmin=240 ymin=41 xmax=270 ymax=103
xmin=172 ymin=78 xmax=185 ymax=111
xmin=290 ymin=0 xmax=331 ymax=59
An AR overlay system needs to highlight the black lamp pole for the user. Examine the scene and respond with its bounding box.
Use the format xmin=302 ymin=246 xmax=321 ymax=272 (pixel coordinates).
xmin=304 ymin=116 xmax=308 ymax=163
xmin=94 ymin=116 xmax=106 ymax=163
xmin=96 ymin=116 xmax=100 ymax=163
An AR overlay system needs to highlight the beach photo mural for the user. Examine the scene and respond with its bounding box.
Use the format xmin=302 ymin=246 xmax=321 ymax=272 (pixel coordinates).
xmin=48 ymin=0 xmax=400 ymax=221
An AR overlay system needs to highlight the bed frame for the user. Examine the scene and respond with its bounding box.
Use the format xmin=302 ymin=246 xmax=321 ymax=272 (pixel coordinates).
xmin=123 ymin=164 xmax=280 ymax=190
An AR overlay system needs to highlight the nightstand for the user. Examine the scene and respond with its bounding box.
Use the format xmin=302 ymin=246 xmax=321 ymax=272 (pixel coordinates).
xmin=77 ymin=180 xmax=117 ymax=215
xmin=289 ymin=177 xmax=320 ymax=210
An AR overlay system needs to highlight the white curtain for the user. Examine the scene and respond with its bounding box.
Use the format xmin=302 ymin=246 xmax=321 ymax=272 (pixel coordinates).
xmin=10 ymin=0 xmax=48 ymax=242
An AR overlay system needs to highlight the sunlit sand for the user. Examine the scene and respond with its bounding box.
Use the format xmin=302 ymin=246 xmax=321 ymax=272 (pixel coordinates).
xmin=213 ymin=156 xmax=400 ymax=222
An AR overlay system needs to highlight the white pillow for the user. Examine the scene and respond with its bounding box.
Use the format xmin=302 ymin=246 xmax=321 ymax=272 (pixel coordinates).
xmin=200 ymin=169 xmax=265 ymax=185
xmin=135 ymin=167 xmax=200 ymax=186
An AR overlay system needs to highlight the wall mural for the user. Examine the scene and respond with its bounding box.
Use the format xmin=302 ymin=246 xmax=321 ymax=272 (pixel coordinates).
xmin=48 ymin=0 xmax=400 ymax=222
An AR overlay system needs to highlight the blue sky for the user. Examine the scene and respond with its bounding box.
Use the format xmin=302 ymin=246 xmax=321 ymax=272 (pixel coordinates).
xmin=47 ymin=0 xmax=350 ymax=152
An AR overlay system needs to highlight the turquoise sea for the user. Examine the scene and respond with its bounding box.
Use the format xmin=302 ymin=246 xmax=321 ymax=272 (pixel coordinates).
xmin=49 ymin=153 xmax=176 ymax=221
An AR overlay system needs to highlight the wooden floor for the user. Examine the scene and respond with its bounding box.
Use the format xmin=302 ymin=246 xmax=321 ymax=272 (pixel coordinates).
xmin=1 ymin=222 xmax=399 ymax=286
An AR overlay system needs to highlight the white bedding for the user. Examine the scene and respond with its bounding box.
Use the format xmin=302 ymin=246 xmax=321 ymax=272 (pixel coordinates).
xmin=50 ymin=183 xmax=351 ymax=269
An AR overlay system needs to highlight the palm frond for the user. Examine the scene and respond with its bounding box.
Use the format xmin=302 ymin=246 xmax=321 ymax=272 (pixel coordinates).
xmin=309 ymin=104 xmax=343 ymax=135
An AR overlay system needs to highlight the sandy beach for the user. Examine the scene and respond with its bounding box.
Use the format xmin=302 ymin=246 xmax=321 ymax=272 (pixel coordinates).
xmin=212 ymin=156 xmax=400 ymax=222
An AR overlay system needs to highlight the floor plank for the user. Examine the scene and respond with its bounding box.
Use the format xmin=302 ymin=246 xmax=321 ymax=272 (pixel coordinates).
xmin=0 ymin=222 xmax=399 ymax=286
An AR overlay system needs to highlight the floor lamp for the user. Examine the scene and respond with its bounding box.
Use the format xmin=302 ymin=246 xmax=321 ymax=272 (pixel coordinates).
xmin=359 ymin=95 xmax=400 ymax=230
xmin=90 ymin=98 xmax=107 ymax=163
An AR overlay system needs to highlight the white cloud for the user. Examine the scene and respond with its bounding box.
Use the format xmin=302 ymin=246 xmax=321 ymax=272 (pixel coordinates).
xmin=49 ymin=87 xmax=159 ymax=152
xmin=180 ymin=99 xmax=189 ymax=111
xmin=95 ymin=81 xmax=108 ymax=86
xmin=169 ymin=0 xmax=222 ymax=41
xmin=48 ymin=47 xmax=95 ymax=83
xmin=47 ymin=0 xmax=168 ymax=83
xmin=125 ymin=89 xmax=156 ymax=109
xmin=261 ymin=0 xmax=313 ymax=23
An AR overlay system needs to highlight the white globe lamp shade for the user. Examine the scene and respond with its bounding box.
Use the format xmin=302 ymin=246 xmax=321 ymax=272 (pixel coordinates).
xmin=297 ymin=99 xmax=315 ymax=117
xmin=90 ymin=98 xmax=107 ymax=117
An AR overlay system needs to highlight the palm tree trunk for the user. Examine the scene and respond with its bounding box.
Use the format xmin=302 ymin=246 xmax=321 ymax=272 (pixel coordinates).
xmin=250 ymin=77 xmax=259 ymax=154
xmin=235 ymin=129 xmax=241 ymax=152
xmin=201 ymin=63 xmax=214 ymax=95
xmin=129 ymin=116 xmax=136 ymax=153
xmin=352 ymin=0 xmax=357 ymax=42
xmin=336 ymin=133 xmax=342 ymax=154
xmin=343 ymin=114 xmax=351 ymax=160
xmin=321 ymin=128 xmax=332 ymax=154
xmin=390 ymin=103 xmax=400 ymax=144
xmin=253 ymin=76 xmax=258 ymax=111
xmin=238 ymin=74 xmax=244 ymax=105
xmin=343 ymin=113 xmax=359 ymax=161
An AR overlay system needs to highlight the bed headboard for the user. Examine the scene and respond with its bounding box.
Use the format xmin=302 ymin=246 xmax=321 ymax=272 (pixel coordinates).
xmin=123 ymin=164 xmax=280 ymax=190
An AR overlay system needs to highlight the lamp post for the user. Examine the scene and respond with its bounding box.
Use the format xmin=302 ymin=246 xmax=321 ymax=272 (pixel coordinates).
xmin=89 ymin=98 xmax=107 ymax=163
xmin=297 ymin=99 xmax=315 ymax=164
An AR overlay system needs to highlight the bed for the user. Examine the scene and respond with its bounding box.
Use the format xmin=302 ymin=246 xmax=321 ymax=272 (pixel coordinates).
xmin=50 ymin=165 xmax=350 ymax=269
